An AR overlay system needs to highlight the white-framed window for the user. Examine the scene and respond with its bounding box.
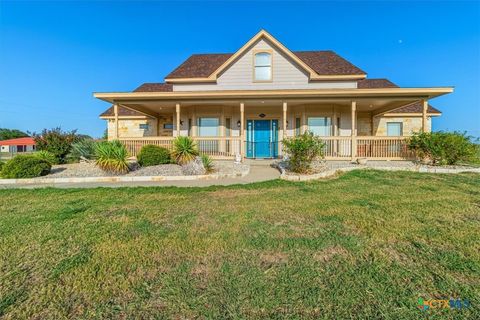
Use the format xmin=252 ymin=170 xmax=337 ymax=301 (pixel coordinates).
xmin=139 ymin=123 xmax=149 ymax=130
xmin=387 ymin=122 xmax=403 ymax=136
xmin=254 ymin=52 xmax=272 ymax=81
xmin=198 ymin=117 xmax=219 ymax=136
xmin=308 ymin=117 xmax=332 ymax=136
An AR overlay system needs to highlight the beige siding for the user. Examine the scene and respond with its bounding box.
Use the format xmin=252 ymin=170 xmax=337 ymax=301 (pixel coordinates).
xmin=173 ymin=38 xmax=358 ymax=91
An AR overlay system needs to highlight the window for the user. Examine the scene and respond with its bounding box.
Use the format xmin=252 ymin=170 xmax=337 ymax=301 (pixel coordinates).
xmin=387 ymin=122 xmax=403 ymax=136
xmin=139 ymin=123 xmax=149 ymax=130
xmin=254 ymin=52 xmax=272 ymax=81
xmin=198 ymin=117 xmax=219 ymax=136
xmin=188 ymin=119 xmax=192 ymax=136
xmin=163 ymin=123 xmax=173 ymax=130
xmin=295 ymin=118 xmax=301 ymax=136
xmin=225 ymin=118 xmax=231 ymax=137
xmin=308 ymin=117 xmax=332 ymax=136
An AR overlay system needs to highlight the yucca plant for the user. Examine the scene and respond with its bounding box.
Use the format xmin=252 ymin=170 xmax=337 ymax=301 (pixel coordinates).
xmin=68 ymin=139 xmax=97 ymax=162
xmin=201 ymin=154 xmax=214 ymax=173
xmin=33 ymin=150 xmax=58 ymax=165
xmin=172 ymin=136 xmax=199 ymax=165
xmin=95 ymin=140 xmax=129 ymax=174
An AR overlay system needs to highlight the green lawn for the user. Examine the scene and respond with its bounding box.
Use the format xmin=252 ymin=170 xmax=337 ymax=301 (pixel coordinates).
xmin=0 ymin=170 xmax=479 ymax=319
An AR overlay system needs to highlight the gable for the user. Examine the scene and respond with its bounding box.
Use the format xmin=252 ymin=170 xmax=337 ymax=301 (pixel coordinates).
xmin=216 ymin=38 xmax=310 ymax=87
xmin=165 ymin=30 xmax=366 ymax=83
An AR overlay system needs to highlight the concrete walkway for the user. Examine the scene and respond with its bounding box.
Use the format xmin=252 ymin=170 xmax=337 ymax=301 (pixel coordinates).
xmin=0 ymin=160 xmax=281 ymax=189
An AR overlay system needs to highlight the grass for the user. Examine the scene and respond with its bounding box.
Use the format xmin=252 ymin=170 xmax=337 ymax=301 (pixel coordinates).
xmin=0 ymin=170 xmax=479 ymax=319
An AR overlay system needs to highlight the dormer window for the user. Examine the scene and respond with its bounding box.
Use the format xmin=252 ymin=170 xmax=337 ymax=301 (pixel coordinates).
xmin=254 ymin=52 xmax=272 ymax=81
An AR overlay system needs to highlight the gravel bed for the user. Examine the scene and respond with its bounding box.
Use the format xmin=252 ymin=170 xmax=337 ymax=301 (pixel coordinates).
xmin=37 ymin=160 xmax=249 ymax=179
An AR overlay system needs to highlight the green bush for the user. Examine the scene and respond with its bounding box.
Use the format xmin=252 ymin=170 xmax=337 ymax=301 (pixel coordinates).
xmin=0 ymin=161 xmax=4 ymax=174
xmin=68 ymin=139 xmax=97 ymax=162
xmin=33 ymin=127 xmax=79 ymax=164
xmin=33 ymin=150 xmax=57 ymax=165
xmin=1 ymin=154 xmax=51 ymax=179
xmin=282 ymin=131 xmax=325 ymax=173
xmin=137 ymin=145 xmax=171 ymax=166
xmin=408 ymin=131 xmax=478 ymax=165
xmin=201 ymin=154 xmax=214 ymax=173
xmin=95 ymin=140 xmax=129 ymax=174
xmin=172 ymin=136 xmax=199 ymax=165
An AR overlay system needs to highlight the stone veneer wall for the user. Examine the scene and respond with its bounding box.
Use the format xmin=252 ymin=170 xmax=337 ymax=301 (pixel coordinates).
xmin=373 ymin=116 xmax=431 ymax=136
xmin=108 ymin=118 xmax=158 ymax=139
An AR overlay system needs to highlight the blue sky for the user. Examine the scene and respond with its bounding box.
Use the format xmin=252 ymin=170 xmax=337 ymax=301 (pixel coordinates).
xmin=0 ymin=1 xmax=479 ymax=138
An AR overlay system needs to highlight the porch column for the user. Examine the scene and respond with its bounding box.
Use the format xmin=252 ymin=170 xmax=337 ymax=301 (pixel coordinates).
xmin=351 ymin=101 xmax=357 ymax=161
xmin=283 ymin=102 xmax=288 ymax=137
xmin=422 ymin=99 xmax=428 ymax=132
xmin=176 ymin=103 xmax=181 ymax=136
xmin=240 ymin=102 xmax=245 ymax=158
xmin=301 ymin=106 xmax=307 ymax=133
xmin=192 ymin=106 xmax=197 ymax=137
xmin=333 ymin=106 xmax=338 ymax=156
xmin=113 ymin=103 xmax=119 ymax=140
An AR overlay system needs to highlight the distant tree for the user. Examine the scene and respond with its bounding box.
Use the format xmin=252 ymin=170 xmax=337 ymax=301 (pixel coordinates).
xmin=0 ymin=128 xmax=29 ymax=141
xmin=102 ymin=129 xmax=108 ymax=140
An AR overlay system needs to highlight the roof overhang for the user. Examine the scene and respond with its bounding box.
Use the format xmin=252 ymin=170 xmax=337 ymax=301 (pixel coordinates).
xmin=94 ymin=87 xmax=454 ymax=104
xmin=164 ymin=30 xmax=367 ymax=83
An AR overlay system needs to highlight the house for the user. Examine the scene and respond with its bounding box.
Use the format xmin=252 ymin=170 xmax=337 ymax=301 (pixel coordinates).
xmin=94 ymin=30 xmax=453 ymax=160
xmin=0 ymin=137 xmax=36 ymax=153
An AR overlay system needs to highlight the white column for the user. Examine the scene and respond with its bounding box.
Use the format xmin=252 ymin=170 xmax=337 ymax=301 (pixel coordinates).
xmin=333 ymin=105 xmax=338 ymax=155
xmin=282 ymin=102 xmax=288 ymax=138
xmin=113 ymin=103 xmax=119 ymax=140
xmin=301 ymin=106 xmax=307 ymax=134
xmin=422 ymin=99 xmax=428 ymax=132
xmin=176 ymin=103 xmax=181 ymax=136
xmin=351 ymin=101 xmax=357 ymax=161
xmin=192 ymin=106 xmax=197 ymax=137
xmin=240 ymin=102 xmax=245 ymax=158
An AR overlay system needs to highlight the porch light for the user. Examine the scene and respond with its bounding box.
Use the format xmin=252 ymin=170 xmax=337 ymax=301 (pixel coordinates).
xmin=180 ymin=120 xmax=184 ymax=126
xmin=237 ymin=120 xmax=241 ymax=127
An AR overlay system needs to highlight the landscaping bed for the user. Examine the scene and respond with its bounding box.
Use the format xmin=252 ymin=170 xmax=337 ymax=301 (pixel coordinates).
xmin=34 ymin=160 xmax=249 ymax=179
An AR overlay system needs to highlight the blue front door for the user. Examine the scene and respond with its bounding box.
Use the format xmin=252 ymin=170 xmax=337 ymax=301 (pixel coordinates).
xmin=246 ymin=120 xmax=278 ymax=158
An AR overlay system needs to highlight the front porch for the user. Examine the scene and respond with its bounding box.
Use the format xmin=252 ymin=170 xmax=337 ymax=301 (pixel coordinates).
xmin=108 ymin=99 xmax=423 ymax=160
xmin=95 ymin=88 xmax=450 ymax=161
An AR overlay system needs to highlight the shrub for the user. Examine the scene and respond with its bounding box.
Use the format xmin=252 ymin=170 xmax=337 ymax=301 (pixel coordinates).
xmin=408 ymin=131 xmax=478 ymax=165
xmin=68 ymin=139 xmax=97 ymax=162
xmin=1 ymin=154 xmax=51 ymax=179
xmin=172 ymin=136 xmax=199 ymax=165
xmin=0 ymin=161 xmax=4 ymax=174
xmin=201 ymin=154 xmax=214 ymax=173
xmin=33 ymin=150 xmax=57 ymax=165
xmin=33 ymin=127 xmax=79 ymax=164
xmin=137 ymin=145 xmax=171 ymax=166
xmin=282 ymin=131 xmax=325 ymax=173
xmin=95 ymin=140 xmax=129 ymax=174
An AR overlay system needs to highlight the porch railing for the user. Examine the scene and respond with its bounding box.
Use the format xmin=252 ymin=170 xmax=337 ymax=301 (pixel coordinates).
xmin=119 ymin=137 xmax=241 ymax=159
xmin=118 ymin=136 xmax=412 ymax=160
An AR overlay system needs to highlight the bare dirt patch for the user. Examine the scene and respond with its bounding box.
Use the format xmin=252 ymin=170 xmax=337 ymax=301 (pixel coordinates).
xmin=259 ymin=252 xmax=289 ymax=268
xmin=313 ymin=246 xmax=348 ymax=262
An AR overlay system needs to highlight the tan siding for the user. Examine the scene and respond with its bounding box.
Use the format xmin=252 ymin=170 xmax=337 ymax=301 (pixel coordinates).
xmin=173 ymin=39 xmax=358 ymax=91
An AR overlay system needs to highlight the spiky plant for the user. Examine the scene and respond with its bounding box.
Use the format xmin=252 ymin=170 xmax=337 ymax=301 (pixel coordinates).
xmin=201 ymin=154 xmax=214 ymax=173
xmin=68 ymin=139 xmax=97 ymax=162
xmin=33 ymin=150 xmax=58 ymax=165
xmin=95 ymin=140 xmax=129 ymax=174
xmin=172 ymin=136 xmax=199 ymax=165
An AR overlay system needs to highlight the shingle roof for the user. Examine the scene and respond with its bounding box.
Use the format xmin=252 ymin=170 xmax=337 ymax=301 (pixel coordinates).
xmin=134 ymin=83 xmax=173 ymax=92
xmin=390 ymin=101 xmax=441 ymax=114
xmin=99 ymin=105 xmax=148 ymax=117
xmin=165 ymin=51 xmax=365 ymax=79
xmin=293 ymin=51 xmax=366 ymax=76
xmin=357 ymin=78 xmax=398 ymax=88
